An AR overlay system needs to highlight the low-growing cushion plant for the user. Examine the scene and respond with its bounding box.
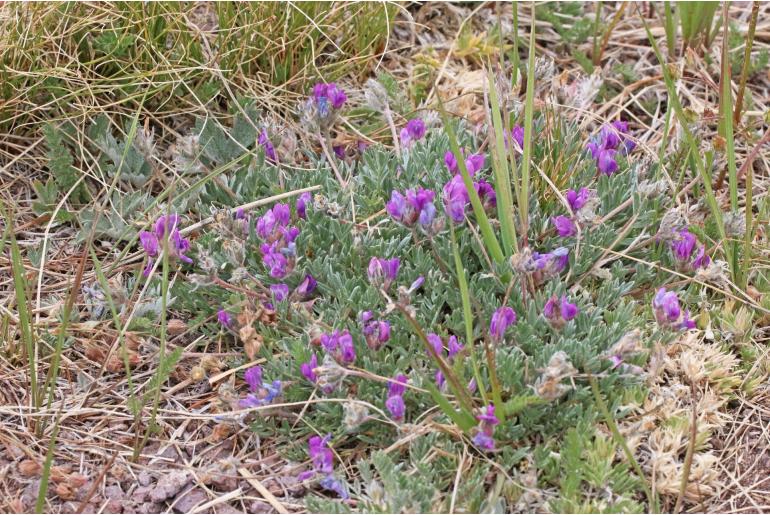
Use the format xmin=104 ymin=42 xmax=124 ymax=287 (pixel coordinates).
xmin=119 ymin=77 xmax=731 ymax=512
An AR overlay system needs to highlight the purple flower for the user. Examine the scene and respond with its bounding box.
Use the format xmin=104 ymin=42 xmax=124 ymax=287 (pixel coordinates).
xmin=258 ymin=129 xmax=277 ymax=162
xmin=443 ymin=174 xmax=470 ymax=223
xmin=586 ymin=121 xmax=634 ymax=176
xmin=243 ymin=366 xmax=263 ymax=392
xmin=360 ymin=311 xmax=390 ymax=350
xmin=296 ymin=192 xmax=312 ymax=219
xmin=490 ymin=307 xmax=517 ymax=342
xmin=691 ymin=245 xmax=710 ymax=269
xmin=301 ymin=353 xmax=319 ymax=383
xmin=387 ymin=374 xmax=408 ymax=398
xmin=260 ymin=242 xmax=289 ymax=278
xmin=653 ymin=288 xmax=695 ymax=330
xmin=472 ymin=404 xmax=499 ymax=451
xmin=271 ymin=283 xmax=290 ymax=302
xmin=444 ymin=150 xmax=484 ymax=175
xmin=510 ymin=125 xmax=524 ymax=149
xmin=551 ymin=215 xmax=577 ymax=237
xmin=333 ymin=145 xmax=345 ymax=160
xmin=544 ymin=295 xmax=579 ymax=329
xmin=400 ymin=118 xmax=426 ymax=147
xmin=566 ymin=188 xmax=590 ymax=213
xmin=671 ymin=229 xmax=697 ymax=262
xmin=239 ymin=374 xmax=282 ymax=409
xmin=466 ymin=153 xmax=485 ymax=175
xmin=475 ymin=181 xmax=497 ymax=212
xmin=531 ymin=247 xmax=570 ymax=280
xmin=427 ymin=333 xmax=444 ymax=356
xmin=139 ymin=214 xmax=193 ymax=276
xmin=385 ymin=394 xmax=405 ymax=422
xmin=313 ymin=83 xmax=347 ymax=112
xmin=447 ymin=335 xmax=463 ymax=359
xmin=299 ymin=435 xmax=349 ymax=499
xmin=321 ymin=330 xmax=356 ymax=366
xmin=139 ymin=231 xmax=159 ymax=258
xmin=256 ymin=204 xmax=291 ymax=240
xmin=367 ymin=257 xmax=400 ymax=290
xmin=308 ymin=435 xmax=334 ymax=475
xmin=295 ymin=274 xmax=317 ymax=297
xmin=435 ymin=370 xmax=445 ymax=390
xmin=386 ymin=187 xmax=436 ymax=229
xmin=217 ymin=309 xmax=231 ymax=327
xmin=597 ymin=148 xmax=618 ymax=176
xmin=385 ymin=374 xmax=408 ymax=422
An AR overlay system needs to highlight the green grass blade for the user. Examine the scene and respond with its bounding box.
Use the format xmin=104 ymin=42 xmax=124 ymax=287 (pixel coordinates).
xmin=450 ymin=224 xmax=488 ymax=405
xmin=519 ymin=12 xmax=537 ymax=245
xmin=439 ymin=103 xmax=505 ymax=267
xmin=487 ymin=68 xmax=518 ymax=255
xmin=35 ymin=411 xmax=62 ymax=513
xmin=4 ymin=206 xmax=39 ymax=409
xmin=640 ymin=14 xmax=732 ymax=277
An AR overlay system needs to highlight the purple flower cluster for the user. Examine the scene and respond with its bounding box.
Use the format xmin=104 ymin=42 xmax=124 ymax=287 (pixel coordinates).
xmin=489 ymin=307 xmax=517 ymax=342
xmin=368 ymin=257 xmax=400 ymax=291
xmin=258 ymin=129 xmax=277 ymax=162
xmin=520 ymin=247 xmax=570 ymax=286
xmin=652 ymin=288 xmax=695 ymax=331
xmin=360 ymin=311 xmax=391 ymax=350
xmin=298 ymin=435 xmax=348 ymax=499
xmin=472 ymin=404 xmax=500 ymax=451
xmin=312 ymin=82 xmax=347 ymax=117
xmin=428 ymin=333 xmax=464 ymax=390
xmin=257 ymin=204 xmax=299 ymax=279
xmin=551 ymin=215 xmax=577 ymax=238
xmin=586 ymin=121 xmax=635 ymax=176
xmin=139 ymin=214 xmax=193 ymax=277
xmin=443 ymin=171 xmax=496 ymax=223
xmin=385 ymin=374 xmax=408 ymax=422
xmin=239 ymin=365 xmax=282 ymax=408
xmin=400 ymin=118 xmax=426 ymax=148
xmin=670 ymin=229 xmax=710 ymax=271
xmin=444 ymin=150 xmax=485 ymax=175
xmin=543 ymin=295 xmax=579 ymax=329
xmin=386 ymin=187 xmax=437 ymax=231
xmin=566 ymin=188 xmax=590 ymax=212
xmin=321 ymin=330 xmax=356 ymax=366
xmin=300 ymin=353 xmax=319 ymax=384
xmin=217 ymin=309 xmax=231 ymax=327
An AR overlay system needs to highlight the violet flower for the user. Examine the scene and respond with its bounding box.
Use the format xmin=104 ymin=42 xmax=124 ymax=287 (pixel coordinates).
xmin=475 ymin=180 xmax=497 ymax=212
xmin=586 ymin=121 xmax=634 ymax=176
xmin=239 ymin=366 xmax=282 ymax=408
xmin=385 ymin=373 xmax=408 ymax=422
xmin=471 ymin=404 xmax=500 ymax=451
xmin=691 ymin=245 xmax=710 ymax=269
xmin=321 ymin=330 xmax=356 ymax=366
xmin=444 ymin=150 xmax=485 ymax=175
xmin=138 ymin=214 xmax=193 ymax=277
xmin=427 ymin=334 xmax=463 ymax=391
xmin=260 ymin=242 xmax=290 ymax=278
xmin=509 ymin=125 xmax=524 ymax=149
xmin=217 ymin=309 xmax=232 ymax=327
xmin=360 ymin=311 xmax=391 ymax=350
xmin=543 ymin=295 xmax=579 ymax=329
xmin=301 ymin=353 xmax=319 ymax=383
xmin=271 ymin=283 xmax=290 ymax=302
xmin=313 ymin=82 xmax=347 ymax=113
xmin=386 ymin=187 xmax=436 ymax=230
xmin=566 ymin=188 xmax=590 ymax=213
xmin=258 ymin=129 xmax=277 ymax=162
xmin=256 ymin=204 xmax=291 ymax=240
xmin=297 ymin=192 xmax=312 ymax=219
xmin=443 ymin=174 xmax=470 ymax=223
xmin=400 ymin=118 xmax=426 ymax=148
xmin=333 ymin=145 xmax=345 ymax=160
xmin=653 ymin=288 xmax=696 ymax=330
xmin=367 ymin=257 xmax=400 ymax=290
xmin=490 ymin=307 xmax=517 ymax=342
xmin=528 ymin=247 xmax=570 ymax=284
xmin=295 ymin=274 xmax=317 ymax=297
xmin=243 ymin=366 xmax=263 ymax=392
xmin=551 ymin=215 xmax=577 ymax=237
xmin=447 ymin=335 xmax=463 ymax=359
xmin=298 ymin=435 xmax=348 ymax=499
